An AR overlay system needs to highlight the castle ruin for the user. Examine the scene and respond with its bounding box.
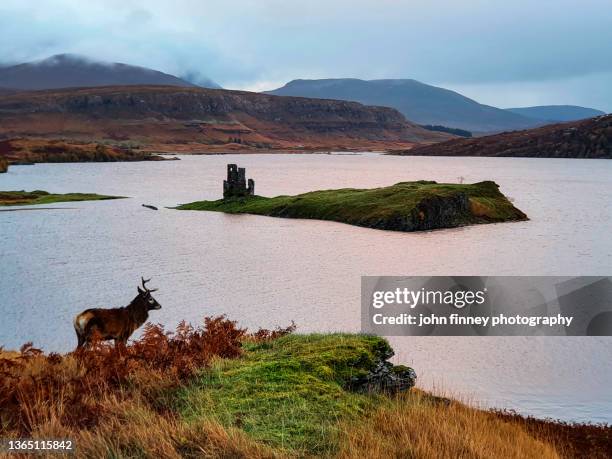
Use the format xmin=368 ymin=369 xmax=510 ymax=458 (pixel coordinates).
xmin=223 ymin=164 xmax=255 ymax=199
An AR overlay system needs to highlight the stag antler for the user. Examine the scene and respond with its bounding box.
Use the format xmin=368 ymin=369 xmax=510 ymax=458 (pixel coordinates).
xmin=140 ymin=277 xmax=158 ymax=293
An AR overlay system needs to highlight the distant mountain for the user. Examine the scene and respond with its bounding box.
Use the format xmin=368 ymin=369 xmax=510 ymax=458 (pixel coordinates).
xmin=0 ymin=54 xmax=220 ymax=90
xmin=0 ymin=85 xmax=448 ymax=152
xmin=396 ymin=114 xmax=612 ymax=159
xmin=505 ymin=105 xmax=606 ymax=122
xmin=266 ymin=78 xmax=541 ymax=133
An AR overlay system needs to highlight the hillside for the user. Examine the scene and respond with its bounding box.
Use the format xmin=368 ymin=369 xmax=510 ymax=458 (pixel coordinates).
xmin=0 ymin=54 xmax=219 ymax=90
xmin=396 ymin=115 xmax=612 ymax=158
xmin=506 ymin=105 xmax=606 ymax=122
xmin=0 ymin=85 xmax=449 ymax=152
xmin=266 ymin=78 xmax=541 ymax=133
xmin=2 ymin=321 xmax=607 ymax=458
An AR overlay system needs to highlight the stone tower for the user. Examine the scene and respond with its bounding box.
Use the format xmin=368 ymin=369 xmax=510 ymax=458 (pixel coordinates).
xmin=223 ymin=164 xmax=255 ymax=199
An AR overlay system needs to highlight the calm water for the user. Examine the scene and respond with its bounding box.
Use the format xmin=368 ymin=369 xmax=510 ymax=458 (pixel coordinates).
xmin=1 ymin=153 xmax=611 ymax=423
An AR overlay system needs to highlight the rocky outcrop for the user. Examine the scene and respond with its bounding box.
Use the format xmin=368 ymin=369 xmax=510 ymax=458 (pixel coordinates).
xmin=0 ymin=155 xmax=7 ymax=173
xmin=380 ymin=190 xmax=472 ymax=232
xmin=398 ymin=114 xmax=612 ymax=158
xmin=348 ymin=341 xmax=417 ymax=394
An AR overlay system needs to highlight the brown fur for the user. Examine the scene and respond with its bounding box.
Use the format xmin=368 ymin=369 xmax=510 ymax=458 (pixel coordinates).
xmin=74 ymin=279 xmax=161 ymax=350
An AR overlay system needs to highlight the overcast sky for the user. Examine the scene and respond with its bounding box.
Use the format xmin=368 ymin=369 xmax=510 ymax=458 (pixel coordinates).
xmin=1 ymin=0 xmax=611 ymax=111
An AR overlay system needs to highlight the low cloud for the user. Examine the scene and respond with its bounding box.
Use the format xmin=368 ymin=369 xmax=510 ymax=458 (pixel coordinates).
xmin=1 ymin=0 xmax=611 ymax=110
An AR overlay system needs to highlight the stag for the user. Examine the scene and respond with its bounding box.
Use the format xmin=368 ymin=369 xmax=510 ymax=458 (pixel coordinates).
xmin=74 ymin=277 xmax=161 ymax=351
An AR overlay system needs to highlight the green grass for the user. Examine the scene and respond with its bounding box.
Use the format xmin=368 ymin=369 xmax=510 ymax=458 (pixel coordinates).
xmin=178 ymin=334 xmax=400 ymax=455
xmin=0 ymin=190 xmax=125 ymax=206
xmin=175 ymin=180 xmax=527 ymax=232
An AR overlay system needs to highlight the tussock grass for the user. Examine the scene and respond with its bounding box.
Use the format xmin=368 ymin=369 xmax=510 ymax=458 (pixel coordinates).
xmin=176 ymin=180 xmax=527 ymax=232
xmin=30 ymin=396 xmax=282 ymax=459
xmin=0 ymin=317 xmax=293 ymax=458
xmin=337 ymin=390 xmax=561 ymax=459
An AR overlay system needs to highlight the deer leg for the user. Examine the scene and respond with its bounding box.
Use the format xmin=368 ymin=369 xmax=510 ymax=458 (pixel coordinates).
xmin=115 ymin=338 xmax=128 ymax=355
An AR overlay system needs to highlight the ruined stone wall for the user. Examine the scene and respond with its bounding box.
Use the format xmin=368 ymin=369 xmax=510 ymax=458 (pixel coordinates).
xmin=223 ymin=164 xmax=255 ymax=198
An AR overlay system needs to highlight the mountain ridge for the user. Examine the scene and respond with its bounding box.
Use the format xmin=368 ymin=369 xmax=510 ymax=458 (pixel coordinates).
xmin=0 ymin=54 xmax=220 ymax=91
xmin=265 ymin=78 xmax=543 ymax=133
xmin=505 ymin=105 xmax=606 ymax=122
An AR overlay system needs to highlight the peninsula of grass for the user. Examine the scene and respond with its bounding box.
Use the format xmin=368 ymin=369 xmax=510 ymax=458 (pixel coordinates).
xmin=2 ymin=318 xmax=610 ymax=458
xmin=176 ymin=180 xmax=527 ymax=232
xmin=0 ymin=190 xmax=125 ymax=206
xmin=179 ymin=334 xmax=394 ymax=455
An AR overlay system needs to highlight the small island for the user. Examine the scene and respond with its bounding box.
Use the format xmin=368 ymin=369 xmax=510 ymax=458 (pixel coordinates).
xmin=176 ymin=165 xmax=527 ymax=232
xmin=0 ymin=190 xmax=124 ymax=207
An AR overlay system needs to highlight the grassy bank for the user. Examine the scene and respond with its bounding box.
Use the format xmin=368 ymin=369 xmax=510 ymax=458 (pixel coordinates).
xmin=0 ymin=190 xmax=124 ymax=206
xmin=179 ymin=334 xmax=393 ymax=454
xmin=1 ymin=318 xmax=608 ymax=458
xmin=176 ymin=180 xmax=527 ymax=232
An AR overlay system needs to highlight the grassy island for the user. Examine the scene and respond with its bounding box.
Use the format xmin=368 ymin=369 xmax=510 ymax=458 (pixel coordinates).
xmin=0 ymin=190 xmax=124 ymax=206
xmin=176 ymin=180 xmax=527 ymax=232
xmin=2 ymin=318 xmax=607 ymax=458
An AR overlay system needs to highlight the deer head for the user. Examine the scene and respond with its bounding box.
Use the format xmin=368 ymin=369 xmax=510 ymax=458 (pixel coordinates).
xmin=137 ymin=277 xmax=162 ymax=310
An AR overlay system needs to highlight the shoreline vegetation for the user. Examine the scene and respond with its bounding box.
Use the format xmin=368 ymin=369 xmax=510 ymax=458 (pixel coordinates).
xmin=1 ymin=318 xmax=609 ymax=458
xmin=0 ymin=190 xmax=125 ymax=206
xmin=176 ymin=180 xmax=527 ymax=232
xmin=0 ymin=138 xmax=177 ymax=166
